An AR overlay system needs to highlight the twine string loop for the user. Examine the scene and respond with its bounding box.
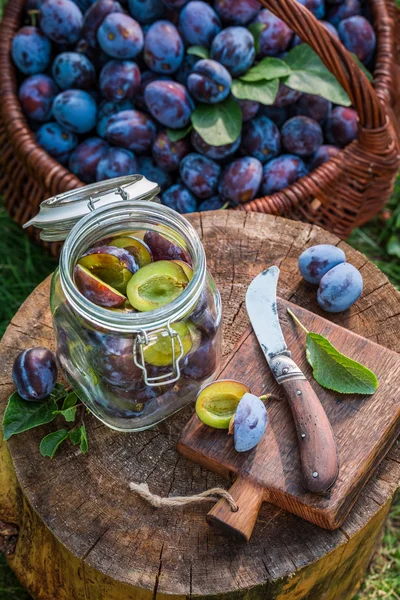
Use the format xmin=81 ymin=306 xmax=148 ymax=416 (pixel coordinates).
xmin=129 ymin=482 xmax=238 ymax=512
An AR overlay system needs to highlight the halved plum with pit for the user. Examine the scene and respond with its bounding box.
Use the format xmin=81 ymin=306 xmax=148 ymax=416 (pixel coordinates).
xmin=143 ymin=321 xmax=193 ymax=366
xmin=172 ymin=260 xmax=193 ymax=281
xmin=127 ymin=260 xmax=189 ymax=311
xmin=74 ymin=264 xmax=127 ymax=308
xmin=109 ymin=236 xmax=153 ymax=268
xmin=144 ymin=230 xmax=192 ymax=265
xmin=79 ymin=245 xmax=138 ymax=293
xmin=195 ymin=380 xmax=250 ymax=429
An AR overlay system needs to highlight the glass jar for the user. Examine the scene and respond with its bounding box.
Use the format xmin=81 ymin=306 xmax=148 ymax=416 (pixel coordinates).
xmin=26 ymin=176 xmax=222 ymax=431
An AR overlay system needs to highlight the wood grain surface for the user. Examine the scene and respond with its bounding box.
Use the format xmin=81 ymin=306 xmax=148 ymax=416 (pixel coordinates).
xmin=179 ymin=300 xmax=400 ymax=533
xmin=0 ymin=211 xmax=399 ymax=600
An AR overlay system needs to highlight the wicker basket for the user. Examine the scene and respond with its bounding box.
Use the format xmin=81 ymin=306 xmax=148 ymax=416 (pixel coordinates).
xmin=0 ymin=0 xmax=399 ymax=255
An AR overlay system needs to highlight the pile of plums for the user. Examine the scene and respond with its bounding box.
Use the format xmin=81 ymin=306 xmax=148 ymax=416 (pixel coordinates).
xmin=53 ymin=229 xmax=220 ymax=417
xmin=13 ymin=0 xmax=376 ymax=213
xmin=298 ymin=243 xmax=363 ymax=311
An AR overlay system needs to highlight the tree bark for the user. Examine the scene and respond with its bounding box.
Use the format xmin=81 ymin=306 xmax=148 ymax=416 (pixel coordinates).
xmin=0 ymin=211 xmax=399 ymax=600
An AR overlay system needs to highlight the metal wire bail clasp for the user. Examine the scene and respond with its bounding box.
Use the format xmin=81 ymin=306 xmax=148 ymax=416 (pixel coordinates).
xmin=133 ymin=322 xmax=185 ymax=387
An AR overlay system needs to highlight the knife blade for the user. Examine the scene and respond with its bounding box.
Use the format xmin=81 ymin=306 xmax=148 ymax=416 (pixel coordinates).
xmin=246 ymin=267 xmax=339 ymax=494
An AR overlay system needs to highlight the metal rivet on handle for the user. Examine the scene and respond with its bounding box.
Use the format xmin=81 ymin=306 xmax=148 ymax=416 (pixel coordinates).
xmin=296 ymin=390 xmax=302 ymax=396
xmin=301 ymin=433 xmax=306 ymax=439
xmin=312 ymin=472 xmax=319 ymax=478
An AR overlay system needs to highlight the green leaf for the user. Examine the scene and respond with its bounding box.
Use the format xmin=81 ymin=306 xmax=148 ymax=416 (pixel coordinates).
xmin=79 ymin=424 xmax=88 ymax=454
xmin=240 ymin=58 xmax=291 ymax=82
xmin=69 ymin=427 xmax=82 ymax=446
xmin=306 ymin=333 xmax=379 ymax=394
xmin=282 ymin=45 xmax=351 ymax=106
xmin=69 ymin=425 xmax=88 ymax=454
xmin=62 ymin=392 xmax=78 ymax=411
xmin=53 ymin=392 xmax=79 ymax=422
xmin=2 ymin=393 xmax=59 ymax=441
xmin=386 ymin=235 xmax=400 ymax=258
xmin=50 ymin=383 xmax=69 ymax=403
xmin=231 ymin=78 xmax=279 ymax=105
xmin=247 ymin=22 xmax=264 ymax=54
xmin=166 ymin=124 xmax=192 ymax=142
xmin=53 ymin=406 xmax=78 ymax=422
xmin=191 ymin=97 xmax=242 ymax=146
xmin=352 ymin=54 xmax=373 ymax=82
xmin=39 ymin=429 xmax=69 ymax=459
xmin=187 ymin=45 xmax=209 ymax=59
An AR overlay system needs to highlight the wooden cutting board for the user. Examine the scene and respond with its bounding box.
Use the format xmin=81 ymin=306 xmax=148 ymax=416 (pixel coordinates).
xmin=178 ymin=299 xmax=400 ymax=538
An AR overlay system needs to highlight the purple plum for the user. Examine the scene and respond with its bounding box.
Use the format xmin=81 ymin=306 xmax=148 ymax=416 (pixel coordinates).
xmin=144 ymin=80 xmax=194 ymax=128
xmin=105 ymin=109 xmax=157 ymax=152
xmin=325 ymin=106 xmax=358 ymax=147
xmin=240 ymin=115 xmax=281 ymax=163
xmin=143 ymin=20 xmax=184 ymax=73
xmin=161 ymin=183 xmax=198 ymax=212
xmin=69 ymin=137 xmax=109 ymax=182
xmin=281 ymin=116 xmax=323 ymax=157
xmin=52 ymin=52 xmax=96 ymax=90
xmin=252 ymin=9 xmax=293 ymax=57
xmin=36 ymin=121 xmax=78 ymax=165
xmin=187 ymin=59 xmax=231 ymax=104
xmin=298 ymin=244 xmax=346 ymax=284
xmin=12 ymin=347 xmax=58 ymax=402
xmin=179 ymin=1 xmax=221 ymax=46
xmin=128 ymin=0 xmax=165 ymax=24
xmin=180 ymin=153 xmax=221 ymax=199
xmin=214 ymin=0 xmax=261 ymax=25
xmin=152 ymin=130 xmax=191 ymax=171
xmin=97 ymin=13 xmax=144 ymax=58
xmin=12 ymin=26 xmax=51 ymax=75
xmin=99 ymin=60 xmax=141 ymax=101
xmin=219 ymin=156 xmax=263 ymax=204
xmin=82 ymin=0 xmax=124 ymax=48
xmin=96 ymin=147 xmax=138 ymax=180
xmin=53 ymin=89 xmax=97 ymax=134
xmin=261 ymin=154 xmax=308 ymax=194
xmin=210 ymin=26 xmax=255 ymax=76
xmin=19 ymin=75 xmax=58 ymax=122
xmin=338 ymin=16 xmax=376 ymax=63
xmin=317 ymin=262 xmax=363 ymax=312
xmin=234 ymin=392 xmax=268 ymax=452
xmin=40 ymin=0 xmax=84 ymax=44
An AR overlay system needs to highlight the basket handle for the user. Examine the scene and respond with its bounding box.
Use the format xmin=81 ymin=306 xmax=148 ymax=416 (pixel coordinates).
xmin=259 ymin=0 xmax=386 ymax=131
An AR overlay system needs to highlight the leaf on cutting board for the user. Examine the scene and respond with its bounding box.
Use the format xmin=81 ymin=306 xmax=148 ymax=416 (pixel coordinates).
xmin=287 ymin=308 xmax=379 ymax=395
xmin=306 ymin=332 xmax=379 ymax=394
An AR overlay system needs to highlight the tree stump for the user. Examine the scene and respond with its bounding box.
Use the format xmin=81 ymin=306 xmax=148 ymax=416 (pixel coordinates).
xmin=0 ymin=211 xmax=399 ymax=600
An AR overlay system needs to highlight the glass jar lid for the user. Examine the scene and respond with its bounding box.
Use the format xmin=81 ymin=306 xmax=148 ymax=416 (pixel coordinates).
xmin=23 ymin=175 xmax=160 ymax=242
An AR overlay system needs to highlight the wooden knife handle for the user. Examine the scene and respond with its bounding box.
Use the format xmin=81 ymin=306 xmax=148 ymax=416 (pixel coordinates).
xmin=281 ymin=377 xmax=339 ymax=494
xmin=206 ymin=477 xmax=263 ymax=542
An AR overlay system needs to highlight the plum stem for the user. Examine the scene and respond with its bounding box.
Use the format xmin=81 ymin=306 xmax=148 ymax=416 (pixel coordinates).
xmin=260 ymin=393 xmax=281 ymax=402
xmin=287 ymin=308 xmax=309 ymax=334
xmin=28 ymin=9 xmax=40 ymax=27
